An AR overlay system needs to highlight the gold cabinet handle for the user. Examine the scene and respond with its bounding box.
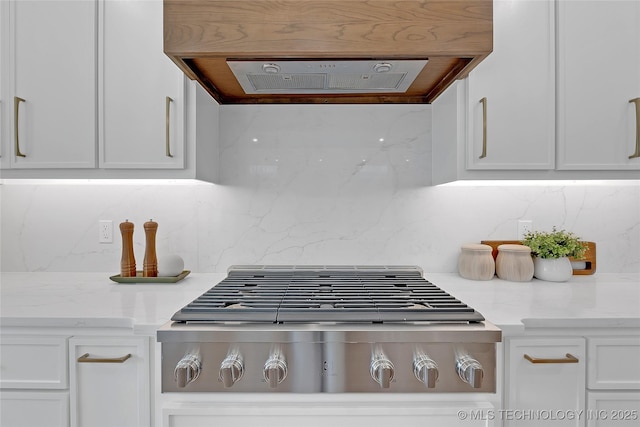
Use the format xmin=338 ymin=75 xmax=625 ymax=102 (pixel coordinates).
xmin=14 ymin=97 xmax=26 ymax=157
xmin=166 ymin=96 xmax=174 ymax=158
xmin=77 ymin=353 xmax=132 ymax=363
xmin=524 ymin=353 xmax=579 ymax=364
xmin=479 ymin=97 xmax=487 ymax=159
xmin=630 ymin=98 xmax=640 ymax=159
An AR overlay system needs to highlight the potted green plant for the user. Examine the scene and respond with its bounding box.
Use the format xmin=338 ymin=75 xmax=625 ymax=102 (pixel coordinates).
xmin=522 ymin=227 xmax=588 ymax=282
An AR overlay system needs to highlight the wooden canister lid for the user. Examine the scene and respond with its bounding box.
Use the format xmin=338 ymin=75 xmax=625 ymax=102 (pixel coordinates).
xmin=498 ymin=244 xmax=531 ymax=253
xmin=461 ymin=243 xmax=493 ymax=252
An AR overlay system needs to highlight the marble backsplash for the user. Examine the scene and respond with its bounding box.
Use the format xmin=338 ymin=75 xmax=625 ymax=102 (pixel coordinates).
xmin=1 ymin=105 xmax=639 ymax=274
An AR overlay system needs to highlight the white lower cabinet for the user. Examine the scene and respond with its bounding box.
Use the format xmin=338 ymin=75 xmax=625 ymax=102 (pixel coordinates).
xmin=0 ymin=390 xmax=70 ymax=427
xmin=505 ymin=337 xmax=586 ymax=426
xmin=504 ymin=334 xmax=640 ymax=427
xmin=587 ymin=337 xmax=640 ymax=390
xmin=586 ymin=392 xmax=640 ymax=427
xmin=1 ymin=331 xmax=152 ymax=427
xmin=0 ymin=335 xmax=70 ymax=427
xmin=69 ymin=336 xmax=150 ymax=427
xmin=585 ymin=337 xmax=640 ymax=426
xmin=0 ymin=335 xmax=69 ymax=389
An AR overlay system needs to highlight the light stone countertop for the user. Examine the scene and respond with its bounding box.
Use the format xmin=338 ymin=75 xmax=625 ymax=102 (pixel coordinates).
xmin=1 ymin=272 xmax=638 ymax=335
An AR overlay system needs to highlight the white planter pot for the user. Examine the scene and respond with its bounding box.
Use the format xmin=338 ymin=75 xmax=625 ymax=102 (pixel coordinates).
xmin=533 ymin=256 xmax=573 ymax=282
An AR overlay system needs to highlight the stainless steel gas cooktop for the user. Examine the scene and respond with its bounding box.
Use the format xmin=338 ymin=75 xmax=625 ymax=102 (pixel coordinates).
xmin=171 ymin=265 xmax=485 ymax=324
xmin=158 ymin=265 xmax=501 ymax=393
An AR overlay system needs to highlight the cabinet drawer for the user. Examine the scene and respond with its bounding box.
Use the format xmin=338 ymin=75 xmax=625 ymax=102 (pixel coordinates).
xmin=163 ymin=401 xmax=496 ymax=427
xmin=587 ymin=391 xmax=640 ymax=427
xmin=588 ymin=337 xmax=640 ymax=390
xmin=0 ymin=335 xmax=69 ymax=389
xmin=0 ymin=390 xmax=70 ymax=427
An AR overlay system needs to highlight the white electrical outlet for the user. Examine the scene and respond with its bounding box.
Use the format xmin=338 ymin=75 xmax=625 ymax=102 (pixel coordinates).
xmin=99 ymin=220 xmax=113 ymax=243
xmin=517 ymin=220 xmax=533 ymax=240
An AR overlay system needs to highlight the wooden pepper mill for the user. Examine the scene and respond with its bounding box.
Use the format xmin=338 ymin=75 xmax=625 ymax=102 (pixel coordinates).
xmin=143 ymin=220 xmax=158 ymax=277
xmin=119 ymin=220 xmax=136 ymax=277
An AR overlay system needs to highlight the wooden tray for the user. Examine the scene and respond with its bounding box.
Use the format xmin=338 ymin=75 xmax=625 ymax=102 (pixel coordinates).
xmin=109 ymin=270 xmax=190 ymax=284
xmin=480 ymin=241 xmax=596 ymax=275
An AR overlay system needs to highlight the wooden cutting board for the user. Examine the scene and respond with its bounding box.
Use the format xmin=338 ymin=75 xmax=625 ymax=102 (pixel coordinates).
xmin=480 ymin=240 xmax=596 ymax=275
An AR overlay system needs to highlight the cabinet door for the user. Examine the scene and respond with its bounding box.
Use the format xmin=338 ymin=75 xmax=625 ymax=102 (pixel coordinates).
xmin=6 ymin=0 xmax=96 ymax=169
xmin=505 ymin=337 xmax=586 ymax=427
xmin=1 ymin=391 xmax=69 ymax=427
xmin=99 ymin=0 xmax=185 ymax=169
xmin=466 ymin=0 xmax=555 ymax=170
xmin=69 ymin=336 xmax=149 ymax=427
xmin=557 ymin=0 xmax=640 ymax=170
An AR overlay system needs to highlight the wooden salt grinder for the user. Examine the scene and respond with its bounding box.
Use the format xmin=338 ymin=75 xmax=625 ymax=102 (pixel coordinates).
xmin=119 ymin=221 xmax=136 ymax=277
xmin=143 ymin=220 xmax=158 ymax=277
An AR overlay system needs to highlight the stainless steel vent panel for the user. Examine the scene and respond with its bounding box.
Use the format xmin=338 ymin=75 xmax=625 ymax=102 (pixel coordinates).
xmin=228 ymin=60 xmax=428 ymax=94
xmin=327 ymin=73 xmax=406 ymax=90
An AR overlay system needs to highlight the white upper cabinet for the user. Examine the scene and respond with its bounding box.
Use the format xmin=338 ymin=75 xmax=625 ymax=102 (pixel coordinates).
xmin=5 ymin=0 xmax=97 ymax=169
xmin=99 ymin=0 xmax=185 ymax=169
xmin=465 ymin=0 xmax=555 ymax=170
xmin=557 ymin=0 xmax=640 ymax=170
xmin=0 ymin=0 xmax=4 ymax=166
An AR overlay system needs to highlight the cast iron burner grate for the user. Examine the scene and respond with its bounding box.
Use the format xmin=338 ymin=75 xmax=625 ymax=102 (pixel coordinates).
xmin=171 ymin=266 xmax=485 ymax=324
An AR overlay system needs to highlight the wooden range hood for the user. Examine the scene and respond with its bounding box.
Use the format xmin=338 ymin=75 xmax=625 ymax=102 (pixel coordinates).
xmin=164 ymin=0 xmax=493 ymax=104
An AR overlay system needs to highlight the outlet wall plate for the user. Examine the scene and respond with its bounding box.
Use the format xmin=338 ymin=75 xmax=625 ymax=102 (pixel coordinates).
xmin=99 ymin=220 xmax=113 ymax=243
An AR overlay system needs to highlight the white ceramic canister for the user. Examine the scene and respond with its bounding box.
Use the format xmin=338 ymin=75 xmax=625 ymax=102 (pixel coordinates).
xmin=458 ymin=244 xmax=495 ymax=281
xmin=496 ymin=244 xmax=534 ymax=282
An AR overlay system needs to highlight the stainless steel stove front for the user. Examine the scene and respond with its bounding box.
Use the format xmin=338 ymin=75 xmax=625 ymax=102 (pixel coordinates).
xmin=158 ymin=322 xmax=501 ymax=393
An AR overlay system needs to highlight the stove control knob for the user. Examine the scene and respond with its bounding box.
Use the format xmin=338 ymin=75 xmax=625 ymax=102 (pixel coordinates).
xmin=370 ymin=355 xmax=395 ymax=388
xmin=174 ymin=354 xmax=201 ymax=388
xmin=456 ymin=355 xmax=483 ymax=389
xmin=219 ymin=353 xmax=244 ymax=388
xmin=413 ymin=355 xmax=439 ymax=388
xmin=263 ymin=353 xmax=287 ymax=389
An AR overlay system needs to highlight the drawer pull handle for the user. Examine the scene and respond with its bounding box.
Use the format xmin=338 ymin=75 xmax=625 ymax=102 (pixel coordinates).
xmin=77 ymin=353 xmax=132 ymax=363
xmin=524 ymin=353 xmax=579 ymax=364
xmin=479 ymin=97 xmax=488 ymax=159
xmin=630 ymin=97 xmax=640 ymax=159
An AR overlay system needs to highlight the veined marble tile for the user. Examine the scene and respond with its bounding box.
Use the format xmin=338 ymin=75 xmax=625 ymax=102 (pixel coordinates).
xmin=2 ymin=181 xmax=638 ymax=274
xmin=218 ymin=104 xmax=432 ymax=189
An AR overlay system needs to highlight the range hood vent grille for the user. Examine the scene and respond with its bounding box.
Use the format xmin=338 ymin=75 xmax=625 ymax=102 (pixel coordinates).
xmin=229 ymin=60 xmax=428 ymax=95
xmin=248 ymin=74 xmax=325 ymax=91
